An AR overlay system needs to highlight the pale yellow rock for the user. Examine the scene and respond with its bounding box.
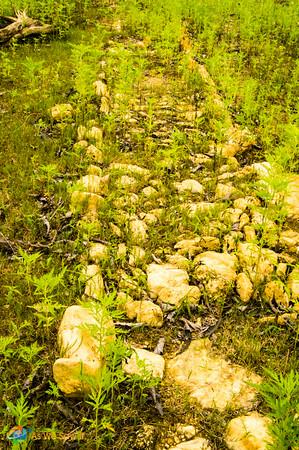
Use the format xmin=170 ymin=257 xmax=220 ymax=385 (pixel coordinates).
xmin=215 ymin=183 xmax=237 ymax=200
xmin=119 ymin=175 xmax=138 ymax=191
xmin=264 ymin=280 xmax=289 ymax=308
xmin=181 ymin=202 xmax=215 ymax=217
xmin=194 ymin=252 xmax=237 ymax=297
xmin=83 ymin=265 xmax=104 ymax=300
xmin=86 ymin=126 xmax=103 ymax=143
xmin=86 ymin=145 xmax=103 ymax=164
xmin=129 ymin=246 xmax=146 ymax=266
xmin=70 ymin=191 xmax=104 ymax=214
xmin=234 ymin=196 xmax=261 ymax=211
xmin=243 ymin=225 xmax=256 ymax=242
xmin=166 ymin=254 xmax=191 ymax=270
xmin=239 ymin=213 xmax=250 ymax=230
xmin=223 ymin=231 xmax=243 ymax=252
xmin=147 ymin=263 xmax=200 ymax=306
xmin=110 ymin=223 xmax=122 ymax=237
xmin=93 ymin=79 xmax=109 ymax=97
xmin=89 ymin=243 xmax=109 ymax=263
xmin=166 ymin=339 xmax=261 ymax=411
xmin=74 ymin=140 xmax=88 ymax=151
xmin=51 ymin=103 xmax=73 ymax=120
xmin=130 ymin=219 xmax=148 ymax=243
xmin=169 ymin=438 xmax=211 ymax=450
xmin=109 ymin=163 xmax=150 ymax=177
xmin=285 ymin=175 xmax=299 ymax=219
xmin=279 ymin=230 xmax=299 ymax=252
xmin=78 ymin=125 xmax=87 ymax=140
xmin=225 ymin=412 xmax=272 ymax=450
xmin=87 ymin=165 xmax=102 ymax=176
xmin=276 ymin=262 xmax=287 ymax=279
xmin=174 ymin=236 xmax=220 ymax=257
xmin=142 ymin=186 xmax=158 ymax=197
xmin=277 ymin=312 xmax=298 ymax=325
xmin=53 ymin=304 xmax=115 ymax=396
xmin=175 ymin=425 xmax=197 ymax=440
xmin=236 ymin=273 xmax=254 ymax=303
xmin=220 ymin=208 xmax=243 ymax=225
xmin=135 ymin=300 xmax=163 ymax=327
xmin=174 ymin=179 xmax=204 ymax=194
xmin=149 ymin=208 xmax=165 ymax=219
xmin=79 ymin=174 xmax=109 ymax=195
xmin=123 ymin=347 xmax=165 ymax=379
xmin=251 ymin=162 xmax=272 ymax=178
xmin=237 ymin=243 xmax=278 ymax=283
xmin=287 ymin=268 xmax=299 ymax=299
xmin=140 ymin=212 xmax=158 ymax=225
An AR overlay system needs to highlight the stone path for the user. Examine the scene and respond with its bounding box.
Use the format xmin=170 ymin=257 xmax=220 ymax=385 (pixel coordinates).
xmin=50 ymin=19 xmax=299 ymax=450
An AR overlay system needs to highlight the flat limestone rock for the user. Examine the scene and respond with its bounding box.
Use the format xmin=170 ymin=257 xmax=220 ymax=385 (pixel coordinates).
xmin=225 ymin=412 xmax=272 ymax=450
xmin=53 ymin=304 xmax=115 ymax=396
xmin=123 ymin=347 xmax=165 ymax=379
xmin=147 ymin=263 xmax=200 ymax=306
xmin=169 ymin=438 xmax=211 ymax=450
xmin=166 ymin=339 xmax=261 ymax=411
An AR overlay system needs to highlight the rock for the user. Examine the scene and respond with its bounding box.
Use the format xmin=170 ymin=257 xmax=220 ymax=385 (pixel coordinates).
xmin=175 ymin=425 xmax=197 ymax=440
xmin=78 ymin=125 xmax=87 ymax=141
xmin=264 ymin=280 xmax=289 ymax=308
xmin=130 ymin=219 xmax=148 ymax=243
xmin=169 ymin=438 xmax=211 ymax=450
xmin=73 ymin=140 xmax=88 ymax=152
xmin=142 ymin=186 xmax=158 ymax=197
xmin=276 ymin=312 xmax=298 ymax=325
xmin=174 ymin=236 xmax=220 ymax=257
xmin=285 ymin=175 xmax=299 ymax=219
xmin=234 ymin=196 xmax=261 ymax=211
xmin=70 ymin=191 xmax=103 ymax=215
xmin=109 ymin=163 xmax=150 ymax=177
xmin=194 ymin=252 xmax=237 ymax=297
xmin=239 ymin=213 xmax=250 ymax=230
xmin=166 ymin=254 xmax=191 ymax=270
xmin=251 ymin=162 xmax=272 ymax=178
xmin=215 ymin=183 xmax=237 ymax=200
xmin=129 ymin=246 xmax=146 ymax=266
xmin=53 ymin=304 xmax=115 ymax=396
xmin=110 ymin=223 xmax=122 ymax=237
xmin=123 ymin=347 xmax=165 ymax=379
xmin=83 ymin=265 xmax=104 ymax=300
xmin=51 ymin=103 xmax=73 ymax=121
xmin=236 ymin=273 xmax=253 ymax=303
xmin=181 ymin=202 xmax=215 ymax=217
xmin=140 ymin=212 xmax=158 ymax=225
xmin=287 ymin=268 xmax=299 ymax=300
xmin=166 ymin=339 xmax=261 ymax=410
xmin=79 ymin=174 xmax=109 ymax=195
xmin=174 ymin=179 xmax=204 ymax=194
xmin=147 ymin=263 xmax=200 ymax=307
xmin=279 ymin=230 xmax=299 ymax=252
xmin=93 ymin=79 xmax=109 ymax=97
xmin=89 ymin=243 xmax=109 ymax=263
xmin=87 ymin=165 xmax=102 ymax=176
xmin=276 ymin=262 xmax=287 ymax=279
xmin=86 ymin=126 xmax=103 ymax=143
xmin=119 ymin=175 xmax=138 ymax=191
xmin=220 ymin=208 xmax=243 ymax=225
xmin=225 ymin=412 xmax=272 ymax=450
xmin=223 ymin=231 xmax=243 ymax=252
xmin=86 ymin=145 xmax=103 ymax=164
xmin=243 ymin=225 xmax=256 ymax=242
xmin=116 ymin=243 xmax=127 ymax=259
xmin=237 ymin=243 xmax=278 ymax=283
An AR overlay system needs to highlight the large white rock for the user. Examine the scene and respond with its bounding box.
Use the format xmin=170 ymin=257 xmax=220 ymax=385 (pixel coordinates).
xmin=53 ymin=304 xmax=115 ymax=396
xmin=166 ymin=339 xmax=261 ymax=411
xmin=194 ymin=252 xmax=238 ymax=297
xmin=169 ymin=438 xmax=211 ymax=450
xmin=225 ymin=412 xmax=272 ymax=450
xmin=123 ymin=347 xmax=165 ymax=380
xmin=147 ymin=263 xmax=200 ymax=306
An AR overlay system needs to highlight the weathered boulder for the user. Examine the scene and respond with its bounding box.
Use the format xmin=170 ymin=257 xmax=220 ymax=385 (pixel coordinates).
xmin=236 ymin=272 xmax=253 ymax=303
xmin=51 ymin=103 xmax=73 ymax=121
xmin=147 ymin=263 xmax=200 ymax=306
xmin=83 ymin=265 xmax=104 ymax=300
xmin=194 ymin=252 xmax=238 ymax=297
xmin=174 ymin=179 xmax=204 ymax=194
xmin=53 ymin=304 xmax=115 ymax=396
xmin=169 ymin=438 xmax=211 ymax=450
xmin=166 ymin=339 xmax=261 ymax=410
xmin=225 ymin=412 xmax=272 ymax=450
xmin=123 ymin=348 xmax=165 ymax=379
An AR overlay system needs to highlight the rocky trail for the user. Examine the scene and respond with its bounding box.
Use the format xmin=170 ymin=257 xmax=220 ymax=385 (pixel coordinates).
xmin=47 ymin=17 xmax=299 ymax=450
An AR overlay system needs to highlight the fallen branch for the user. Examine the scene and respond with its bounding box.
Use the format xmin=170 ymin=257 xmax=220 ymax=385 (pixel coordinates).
xmin=0 ymin=11 xmax=53 ymax=45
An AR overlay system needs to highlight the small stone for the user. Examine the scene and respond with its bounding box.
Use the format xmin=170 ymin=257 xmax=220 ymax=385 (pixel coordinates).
xmin=236 ymin=272 xmax=253 ymax=303
xmin=51 ymin=103 xmax=73 ymax=121
xmin=243 ymin=225 xmax=256 ymax=242
xmin=83 ymin=265 xmax=104 ymax=300
xmin=175 ymin=425 xmax=196 ymax=440
xmin=87 ymin=165 xmax=102 ymax=176
xmin=53 ymin=304 xmax=115 ymax=396
xmin=239 ymin=213 xmax=250 ymax=230
xmin=181 ymin=202 xmax=215 ymax=217
xmin=287 ymin=268 xmax=299 ymax=300
xmin=167 ymin=339 xmax=261 ymax=411
xmin=234 ymin=196 xmax=260 ymax=211
xmin=135 ymin=300 xmax=163 ymax=327
xmin=251 ymin=162 xmax=272 ymax=178
xmin=237 ymin=243 xmax=278 ymax=283
xmin=78 ymin=125 xmax=87 ymax=140
xmin=110 ymin=223 xmax=122 ymax=237
xmin=130 ymin=219 xmax=148 ymax=243
xmin=285 ymin=175 xmax=299 ymax=219
xmin=166 ymin=254 xmax=190 ymax=270
xmin=221 ymin=208 xmax=243 ymax=225
xmin=225 ymin=412 xmax=272 ymax=450
xmin=142 ymin=186 xmax=158 ymax=197
xmin=276 ymin=312 xmax=298 ymax=325
xmin=279 ymin=230 xmax=299 ymax=252
xmin=169 ymin=438 xmax=211 ymax=450
xmin=215 ymin=183 xmax=237 ymax=200
xmin=140 ymin=213 xmax=158 ymax=225
xmin=264 ymin=280 xmax=289 ymax=308
xmin=129 ymin=246 xmax=146 ymax=266
xmin=116 ymin=243 xmax=127 ymax=259
xmin=79 ymin=174 xmax=109 ymax=195
xmin=174 ymin=179 xmax=204 ymax=194
xmin=93 ymin=79 xmax=109 ymax=97
xmin=175 ymin=236 xmax=220 ymax=257
xmin=123 ymin=347 xmax=165 ymax=379
xmin=223 ymin=231 xmax=243 ymax=252
xmin=109 ymin=163 xmax=150 ymax=177
xmin=276 ymin=263 xmax=287 ymax=279
xmin=89 ymin=243 xmax=109 ymax=263
xmin=119 ymin=175 xmax=138 ymax=191
xmin=86 ymin=126 xmax=103 ymax=143
xmin=86 ymin=145 xmax=103 ymax=164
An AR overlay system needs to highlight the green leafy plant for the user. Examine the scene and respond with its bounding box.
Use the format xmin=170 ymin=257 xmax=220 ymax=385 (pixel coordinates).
xmin=5 ymin=393 xmax=38 ymax=427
